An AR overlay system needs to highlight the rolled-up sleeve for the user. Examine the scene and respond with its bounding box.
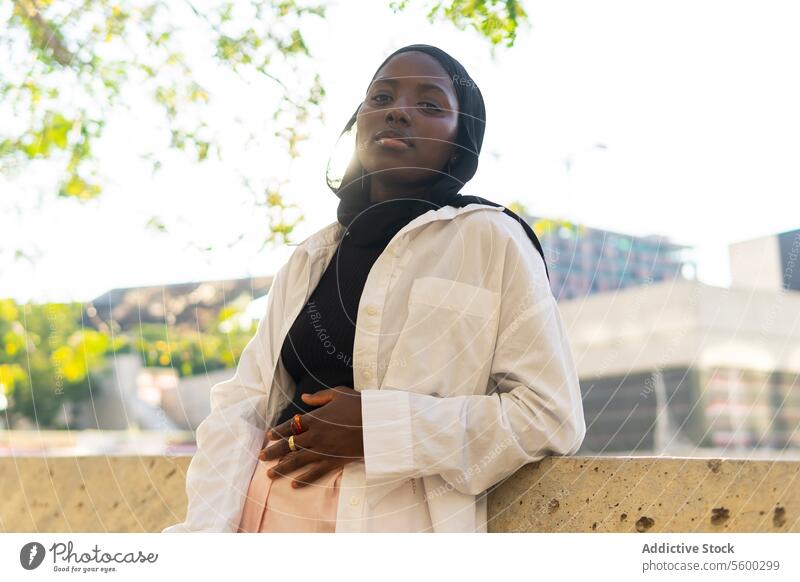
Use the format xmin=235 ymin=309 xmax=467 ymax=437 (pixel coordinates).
xmin=361 ymin=224 xmax=586 ymax=500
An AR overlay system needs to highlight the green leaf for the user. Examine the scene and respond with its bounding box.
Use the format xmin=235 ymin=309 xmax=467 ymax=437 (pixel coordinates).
xmin=58 ymin=174 xmax=102 ymax=200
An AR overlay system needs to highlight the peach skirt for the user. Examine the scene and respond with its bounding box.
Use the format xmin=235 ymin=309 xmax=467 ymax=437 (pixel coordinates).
xmin=237 ymin=456 xmax=343 ymax=533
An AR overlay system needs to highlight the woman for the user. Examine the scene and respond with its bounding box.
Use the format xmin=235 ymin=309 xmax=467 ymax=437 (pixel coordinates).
xmin=163 ymin=44 xmax=585 ymax=534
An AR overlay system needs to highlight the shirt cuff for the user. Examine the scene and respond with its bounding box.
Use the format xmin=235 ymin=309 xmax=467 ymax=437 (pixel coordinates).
xmin=361 ymin=389 xmax=417 ymax=507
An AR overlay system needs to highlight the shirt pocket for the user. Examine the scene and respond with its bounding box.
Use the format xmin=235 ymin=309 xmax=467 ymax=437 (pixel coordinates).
xmin=380 ymin=276 xmax=500 ymax=397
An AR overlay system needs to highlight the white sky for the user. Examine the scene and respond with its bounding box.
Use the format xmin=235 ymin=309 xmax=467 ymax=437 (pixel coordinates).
xmin=2 ymin=0 xmax=799 ymax=303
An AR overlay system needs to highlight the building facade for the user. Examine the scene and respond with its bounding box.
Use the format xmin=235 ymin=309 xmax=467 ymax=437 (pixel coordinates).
xmin=729 ymin=228 xmax=800 ymax=292
xmin=558 ymin=279 xmax=800 ymax=454
xmin=518 ymin=213 xmax=695 ymax=300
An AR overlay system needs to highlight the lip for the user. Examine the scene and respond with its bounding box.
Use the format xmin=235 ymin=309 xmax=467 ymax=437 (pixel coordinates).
xmin=375 ymin=137 xmax=412 ymax=151
xmin=373 ymin=129 xmax=414 ymax=148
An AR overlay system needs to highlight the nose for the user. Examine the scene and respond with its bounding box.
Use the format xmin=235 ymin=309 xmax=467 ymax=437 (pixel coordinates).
xmin=385 ymin=98 xmax=411 ymax=126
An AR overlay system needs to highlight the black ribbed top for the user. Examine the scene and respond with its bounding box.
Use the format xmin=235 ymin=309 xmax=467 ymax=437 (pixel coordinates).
xmin=274 ymin=231 xmax=389 ymax=426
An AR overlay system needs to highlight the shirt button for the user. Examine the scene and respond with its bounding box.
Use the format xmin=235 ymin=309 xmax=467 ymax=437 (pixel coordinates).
xmin=366 ymin=305 xmax=378 ymax=316
xmin=349 ymin=495 xmax=360 ymax=506
xmin=362 ymin=369 xmax=373 ymax=380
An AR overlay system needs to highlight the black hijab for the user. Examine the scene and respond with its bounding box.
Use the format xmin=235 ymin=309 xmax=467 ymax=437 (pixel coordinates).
xmin=326 ymin=43 xmax=550 ymax=281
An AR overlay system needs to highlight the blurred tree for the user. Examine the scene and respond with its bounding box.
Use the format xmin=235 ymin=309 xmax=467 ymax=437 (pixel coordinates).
xmin=508 ymin=200 xmax=585 ymax=239
xmin=506 ymin=200 xmax=527 ymax=216
xmin=0 ymin=0 xmax=528 ymax=248
xmin=0 ymin=298 xmax=115 ymax=427
xmin=123 ymin=292 xmax=257 ymax=377
xmin=0 ymin=295 xmax=260 ymax=427
xmin=389 ymin=0 xmax=527 ymax=50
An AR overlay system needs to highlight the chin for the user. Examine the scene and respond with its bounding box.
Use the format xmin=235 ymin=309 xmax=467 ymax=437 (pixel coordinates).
xmin=363 ymin=162 xmax=437 ymax=185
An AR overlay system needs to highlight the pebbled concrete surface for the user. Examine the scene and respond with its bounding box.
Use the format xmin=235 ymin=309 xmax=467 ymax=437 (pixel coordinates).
xmin=486 ymin=456 xmax=799 ymax=532
xmin=1 ymin=455 xmax=797 ymax=532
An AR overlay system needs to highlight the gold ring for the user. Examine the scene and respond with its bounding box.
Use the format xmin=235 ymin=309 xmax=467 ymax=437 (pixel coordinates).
xmin=288 ymin=434 xmax=297 ymax=452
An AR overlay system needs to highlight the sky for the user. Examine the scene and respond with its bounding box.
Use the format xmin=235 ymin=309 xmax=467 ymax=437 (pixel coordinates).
xmin=2 ymin=0 xmax=799 ymax=303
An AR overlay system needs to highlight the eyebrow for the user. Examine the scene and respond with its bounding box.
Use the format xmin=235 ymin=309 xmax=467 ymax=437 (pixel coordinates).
xmin=370 ymin=77 xmax=450 ymax=99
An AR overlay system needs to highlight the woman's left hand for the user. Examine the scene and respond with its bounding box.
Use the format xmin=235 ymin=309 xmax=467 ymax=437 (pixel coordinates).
xmin=259 ymin=386 xmax=364 ymax=488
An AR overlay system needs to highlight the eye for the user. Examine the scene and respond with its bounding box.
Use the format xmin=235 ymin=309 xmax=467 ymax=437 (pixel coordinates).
xmin=420 ymin=101 xmax=443 ymax=112
xmin=371 ymin=93 xmax=391 ymax=105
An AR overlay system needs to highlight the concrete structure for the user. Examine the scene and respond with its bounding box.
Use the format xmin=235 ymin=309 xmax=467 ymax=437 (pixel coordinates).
xmin=558 ymin=278 xmax=800 ymax=453
xmin=0 ymin=430 xmax=195 ymax=457
xmin=66 ymin=353 xmax=231 ymax=432
xmin=729 ymin=228 xmax=800 ymax=292
xmin=158 ymin=368 xmax=230 ymax=430
xmin=69 ymin=354 xmax=181 ymax=431
xmin=1 ymin=455 xmax=797 ymax=532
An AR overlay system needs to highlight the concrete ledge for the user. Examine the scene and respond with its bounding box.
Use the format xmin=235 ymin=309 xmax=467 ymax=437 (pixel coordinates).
xmin=1 ymin=456 xmax=797 ymax=532
xmin=487 ymin=456 xmax=798 ymax=532
xmin=1 ymin=456 xmax=188 ymax=533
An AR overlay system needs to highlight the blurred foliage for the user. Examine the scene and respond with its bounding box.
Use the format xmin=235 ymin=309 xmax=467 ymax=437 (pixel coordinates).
xmin=0 ymin=296 xmax=257 ymax=428
xmin=508 ymin=200 xmax=585 ymax=239
xmin=0 ymin=299 xmax=112 ymax=427
xmin=506 ymin=200 xmax=527 ymax=216
xmin=532 ymin=217 xmax=585 ymax=239
xmin=1 ymin=0 xmax=328 ymax=243
xmin=1 ymin=0 xmax=528 ymax=248
xmin=114 ymin=301 xmax=258 ymax=377
xmin=389 ymin=0 xmax=528 ymax=50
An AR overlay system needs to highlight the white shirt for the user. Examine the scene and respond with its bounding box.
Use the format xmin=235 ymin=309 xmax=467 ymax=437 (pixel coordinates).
xmin=162 ymin=203 xmax=586 ymax=533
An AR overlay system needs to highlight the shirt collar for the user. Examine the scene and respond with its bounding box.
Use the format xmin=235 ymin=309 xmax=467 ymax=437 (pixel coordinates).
xmin=295 ymin=203 xmax=504 ymax=253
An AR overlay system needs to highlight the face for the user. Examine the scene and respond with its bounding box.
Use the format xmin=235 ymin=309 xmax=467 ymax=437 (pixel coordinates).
xmin=356 ymin=51 xmax=460 ymax=187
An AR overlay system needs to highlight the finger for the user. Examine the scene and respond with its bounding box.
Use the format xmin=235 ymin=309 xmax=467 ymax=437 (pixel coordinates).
xmin=261 ymin=438 xmax=293 ymax=461
xmin=300 ymin=385 xmax=355 ymax=406
xmin=264 ymin=419 xmax=293 ymax=442
xmin=265 ymin=411 xmax=312 ymax=442
xmin=292 ymin=460 xmax=339 ymax=488
xmin=260 ymin=430 xmax=313 ymax=461
xmin=267 ymin=449 xmax=318 ymax=479
xmin=300 ymin=389 xmax=336 ymax=406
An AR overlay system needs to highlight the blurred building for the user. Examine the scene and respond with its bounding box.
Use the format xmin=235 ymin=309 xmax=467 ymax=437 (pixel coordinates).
xmin=83 ymin=275 xmax=272 ymax=333
xmin=729 ymin=227 xmax=800 ymax=292
xmin=519 ymin=214 xmax=695 ymax=300
xmin=558 ymin=278 xmax=800 ymax=454
xmin=64 ymin=350 xmax=231 ymax=436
